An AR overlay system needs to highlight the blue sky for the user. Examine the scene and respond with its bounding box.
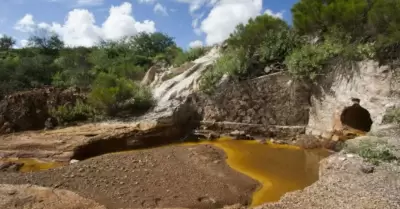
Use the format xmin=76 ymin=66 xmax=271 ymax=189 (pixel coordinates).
xmin=0 ymin=0 xmax=298 ymax=48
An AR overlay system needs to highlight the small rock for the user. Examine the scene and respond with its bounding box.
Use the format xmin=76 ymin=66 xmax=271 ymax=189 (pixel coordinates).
xmin=7 ymin=190 xmax=17 ymax=195
xmin=361 ymin=165 xmax=375 ymax=174
xmin=257 ymin=139 xmax=267 ymax=144
xmin=70 ymin=159 xmax=79 ymax=164
xmin=213 ymin=160 xmax=221 ymax=164
xmin=230 ymin=130 xmax=245 ymax=136
xmin=134 ymin=182 xmax=139 ymax=185
xmin=245 ymin=134 xmax=254 ymax=140
xmin=119 ymin=182 xmax=124 ymax=185
xmin=207 ymin=132 xmax=219 ymax=141
xmin=264 ymin=66 xmax=272 ymax=74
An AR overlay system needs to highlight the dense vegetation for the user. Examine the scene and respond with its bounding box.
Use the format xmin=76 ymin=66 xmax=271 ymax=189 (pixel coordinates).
xmin=0 ymin=31 xmax=206 ymax=122
xmin=199 ymin=0 xmax=400 ymax=93
xmin=1 ymin=0 xmax=400 ymax=122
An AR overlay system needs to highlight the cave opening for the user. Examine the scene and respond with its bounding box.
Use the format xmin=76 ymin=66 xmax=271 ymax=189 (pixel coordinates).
xmin=340 ymin=98 xmax=373 ymax=132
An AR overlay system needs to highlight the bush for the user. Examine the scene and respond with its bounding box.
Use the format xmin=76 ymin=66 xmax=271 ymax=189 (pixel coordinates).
xmin=199 ymin=48 xmax=248 ymax=94
xmin=285 ymin=40 xmax=344 ymax=81
xmin=186 ymin=47 xmax=206 ymax=61
xmin=383 ymin=108 xmax=400 ymax=124
xmin=172 ymin=47 xmax=207 ymax=67
xmin=257 ymin=29 xmax=303 ymax=64
xmin=346 ymin=139 xmax=398 ymax=165
xmin=227 ymin=14 xmax=288 ymax=57
xmin=88 ymin=73 xmax=153 ymax=116
xmin=50 ymin=100 xmax=97 ymax=124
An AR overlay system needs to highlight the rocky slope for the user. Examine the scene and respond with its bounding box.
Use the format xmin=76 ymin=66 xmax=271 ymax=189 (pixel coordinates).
xmin=0 ymin=87 xmax=85 ymax=135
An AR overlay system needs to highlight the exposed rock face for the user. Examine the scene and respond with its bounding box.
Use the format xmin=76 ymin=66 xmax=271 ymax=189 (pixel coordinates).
xmin=141 ymin=65 xmax=162 ymax=86
xmin=192 ymin=72 xmax=311 ymax=137
xmin=0 ymin=119 xmax=189 ymax=162
xmin=0 ymin=87 xmax=85 ymax=135
xmin=0 ymin=184 xmax=106 ymax=209
xmin=307 ymin=60 xmax=400 ymax=138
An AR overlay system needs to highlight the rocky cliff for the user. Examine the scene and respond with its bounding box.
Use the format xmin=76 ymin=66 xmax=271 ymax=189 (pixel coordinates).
xmin=306 ymin=60 xmax=400 ymax=138
xmin=0 ymin=87 xmax=85 ymax=135
xmin=191 ymin=72 xmax=310 ymax=137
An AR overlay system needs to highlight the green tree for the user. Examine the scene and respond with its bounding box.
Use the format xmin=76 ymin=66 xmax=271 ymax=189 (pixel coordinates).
xmin=128 ymin=32 xmax=176 ymax=60
xmin=28 ymin=29 xmax=64 ymax=55
xmin=227 ymin=14 xmax=288 ymax=56
xmin=0 ymin=35 xmax=16 ymax=51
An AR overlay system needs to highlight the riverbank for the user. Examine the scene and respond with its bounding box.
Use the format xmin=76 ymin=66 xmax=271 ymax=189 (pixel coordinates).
xmin=0 ymin=140 xmax=328 ymax=208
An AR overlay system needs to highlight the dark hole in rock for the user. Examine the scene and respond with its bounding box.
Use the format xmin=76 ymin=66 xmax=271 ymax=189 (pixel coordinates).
xmin=340 ymin=102 xmax=373 ymax=132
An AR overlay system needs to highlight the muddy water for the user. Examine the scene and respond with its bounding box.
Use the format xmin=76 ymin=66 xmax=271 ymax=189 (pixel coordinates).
xmin=0 ymin=158 xmax=65 ymax=172
xmin=184 ymin=139 xmax=331 ymax=207
xmin=1 ymin=139 xmax=330 ymax=207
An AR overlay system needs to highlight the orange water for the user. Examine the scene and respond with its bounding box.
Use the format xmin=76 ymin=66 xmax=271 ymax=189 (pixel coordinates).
xmin=183 ymin=138 xmax=330 ymax=206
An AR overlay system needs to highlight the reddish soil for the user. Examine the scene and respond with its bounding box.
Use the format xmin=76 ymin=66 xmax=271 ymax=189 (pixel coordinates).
xmin=0 ymin=144 xmax=258 ymax=209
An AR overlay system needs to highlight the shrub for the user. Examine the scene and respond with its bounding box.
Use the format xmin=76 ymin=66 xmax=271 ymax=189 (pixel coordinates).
xmin=345 ymin=139 xmax=398 ymax=165
xmin=199 ymin=48 xmax=248 ymax=94
xmin=172 ymin=47 xmax=207 ymax=67
xmin=257 ymin=29 xmax=303 ymax=64
xmin=383 ymin=108 xmax=400 ymax=124
xmin=88 ymin=73 xmax=153 ymax=116
xmin=50 ymin=100 xmax=97 ymax=124
xmin=227 ymin=14 xmax=288 ymax=57
xmin=285 ymin=40 xmax=344 ymax=81
xmin=186 ymin=47 xmax=206 ymax=61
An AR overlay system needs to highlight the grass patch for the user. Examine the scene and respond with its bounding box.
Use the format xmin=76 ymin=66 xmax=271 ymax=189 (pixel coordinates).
xmin=345 ymin=139 xmax=398 ymax=165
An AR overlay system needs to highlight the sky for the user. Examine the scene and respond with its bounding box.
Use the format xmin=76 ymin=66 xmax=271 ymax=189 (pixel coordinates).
xmin=0 ymin=0 xmax=299 ymax=49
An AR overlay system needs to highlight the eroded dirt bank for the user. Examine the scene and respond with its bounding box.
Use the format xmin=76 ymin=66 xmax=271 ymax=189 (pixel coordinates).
xmin=0 ymin=144 xmax=258 ymax=209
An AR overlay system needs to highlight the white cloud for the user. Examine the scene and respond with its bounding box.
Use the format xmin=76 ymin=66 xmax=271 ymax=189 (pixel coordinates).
xmin=192 ymin=18 xmax=199 ymax=28
xmin=200 ymin=0 xmax=262 ymax=45
xmin=14 ymin=14 xmax=36 ymax=32
xmin=154 ymin=3 xmax=168 ymax=16
xmin=76 ymin=0 xmax=104 ymax=6
xmin=20 ymin=39 xmax=29 ymax=48
xmin=189 ymin=40 xmax=203 ymax=48
xmin=194 ymin=28 xmax=202 ymax=36
xmin=138 ymin=0 xmax=156 ymax=4
xmin=47 ymin=0 xmax=104 ymax=6
xmin=264 ymin=9 xmax=284 ymax=19
xmin=14 ymin=2 xmax=156 ymax=47
xmin=175 ymin=0 xmax=217 ymax=13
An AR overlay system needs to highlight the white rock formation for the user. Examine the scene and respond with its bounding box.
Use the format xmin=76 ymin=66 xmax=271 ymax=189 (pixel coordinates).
xmin=306 ymin=60 xmax=400 ymax=138
xmin=142 ymin=46 xmax=220 ymax=121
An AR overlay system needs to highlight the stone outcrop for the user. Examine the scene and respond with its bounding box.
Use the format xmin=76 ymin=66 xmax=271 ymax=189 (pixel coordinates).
xmin=0 ymin=118 xmax=190 ymax=162
xmin=192 ymin=72 xmax=311 ymax=137
xmin=306 ymin=60 xmax=400 ymax=138
xmin=0 ymin=87 xmax=85 ymax=135
xmin=0 ymin=184 xmax=106 ymax=209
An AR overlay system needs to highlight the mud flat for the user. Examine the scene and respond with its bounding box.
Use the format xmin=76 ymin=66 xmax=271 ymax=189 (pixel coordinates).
xmin=0 ymin=139 xmax=329 ymax=209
